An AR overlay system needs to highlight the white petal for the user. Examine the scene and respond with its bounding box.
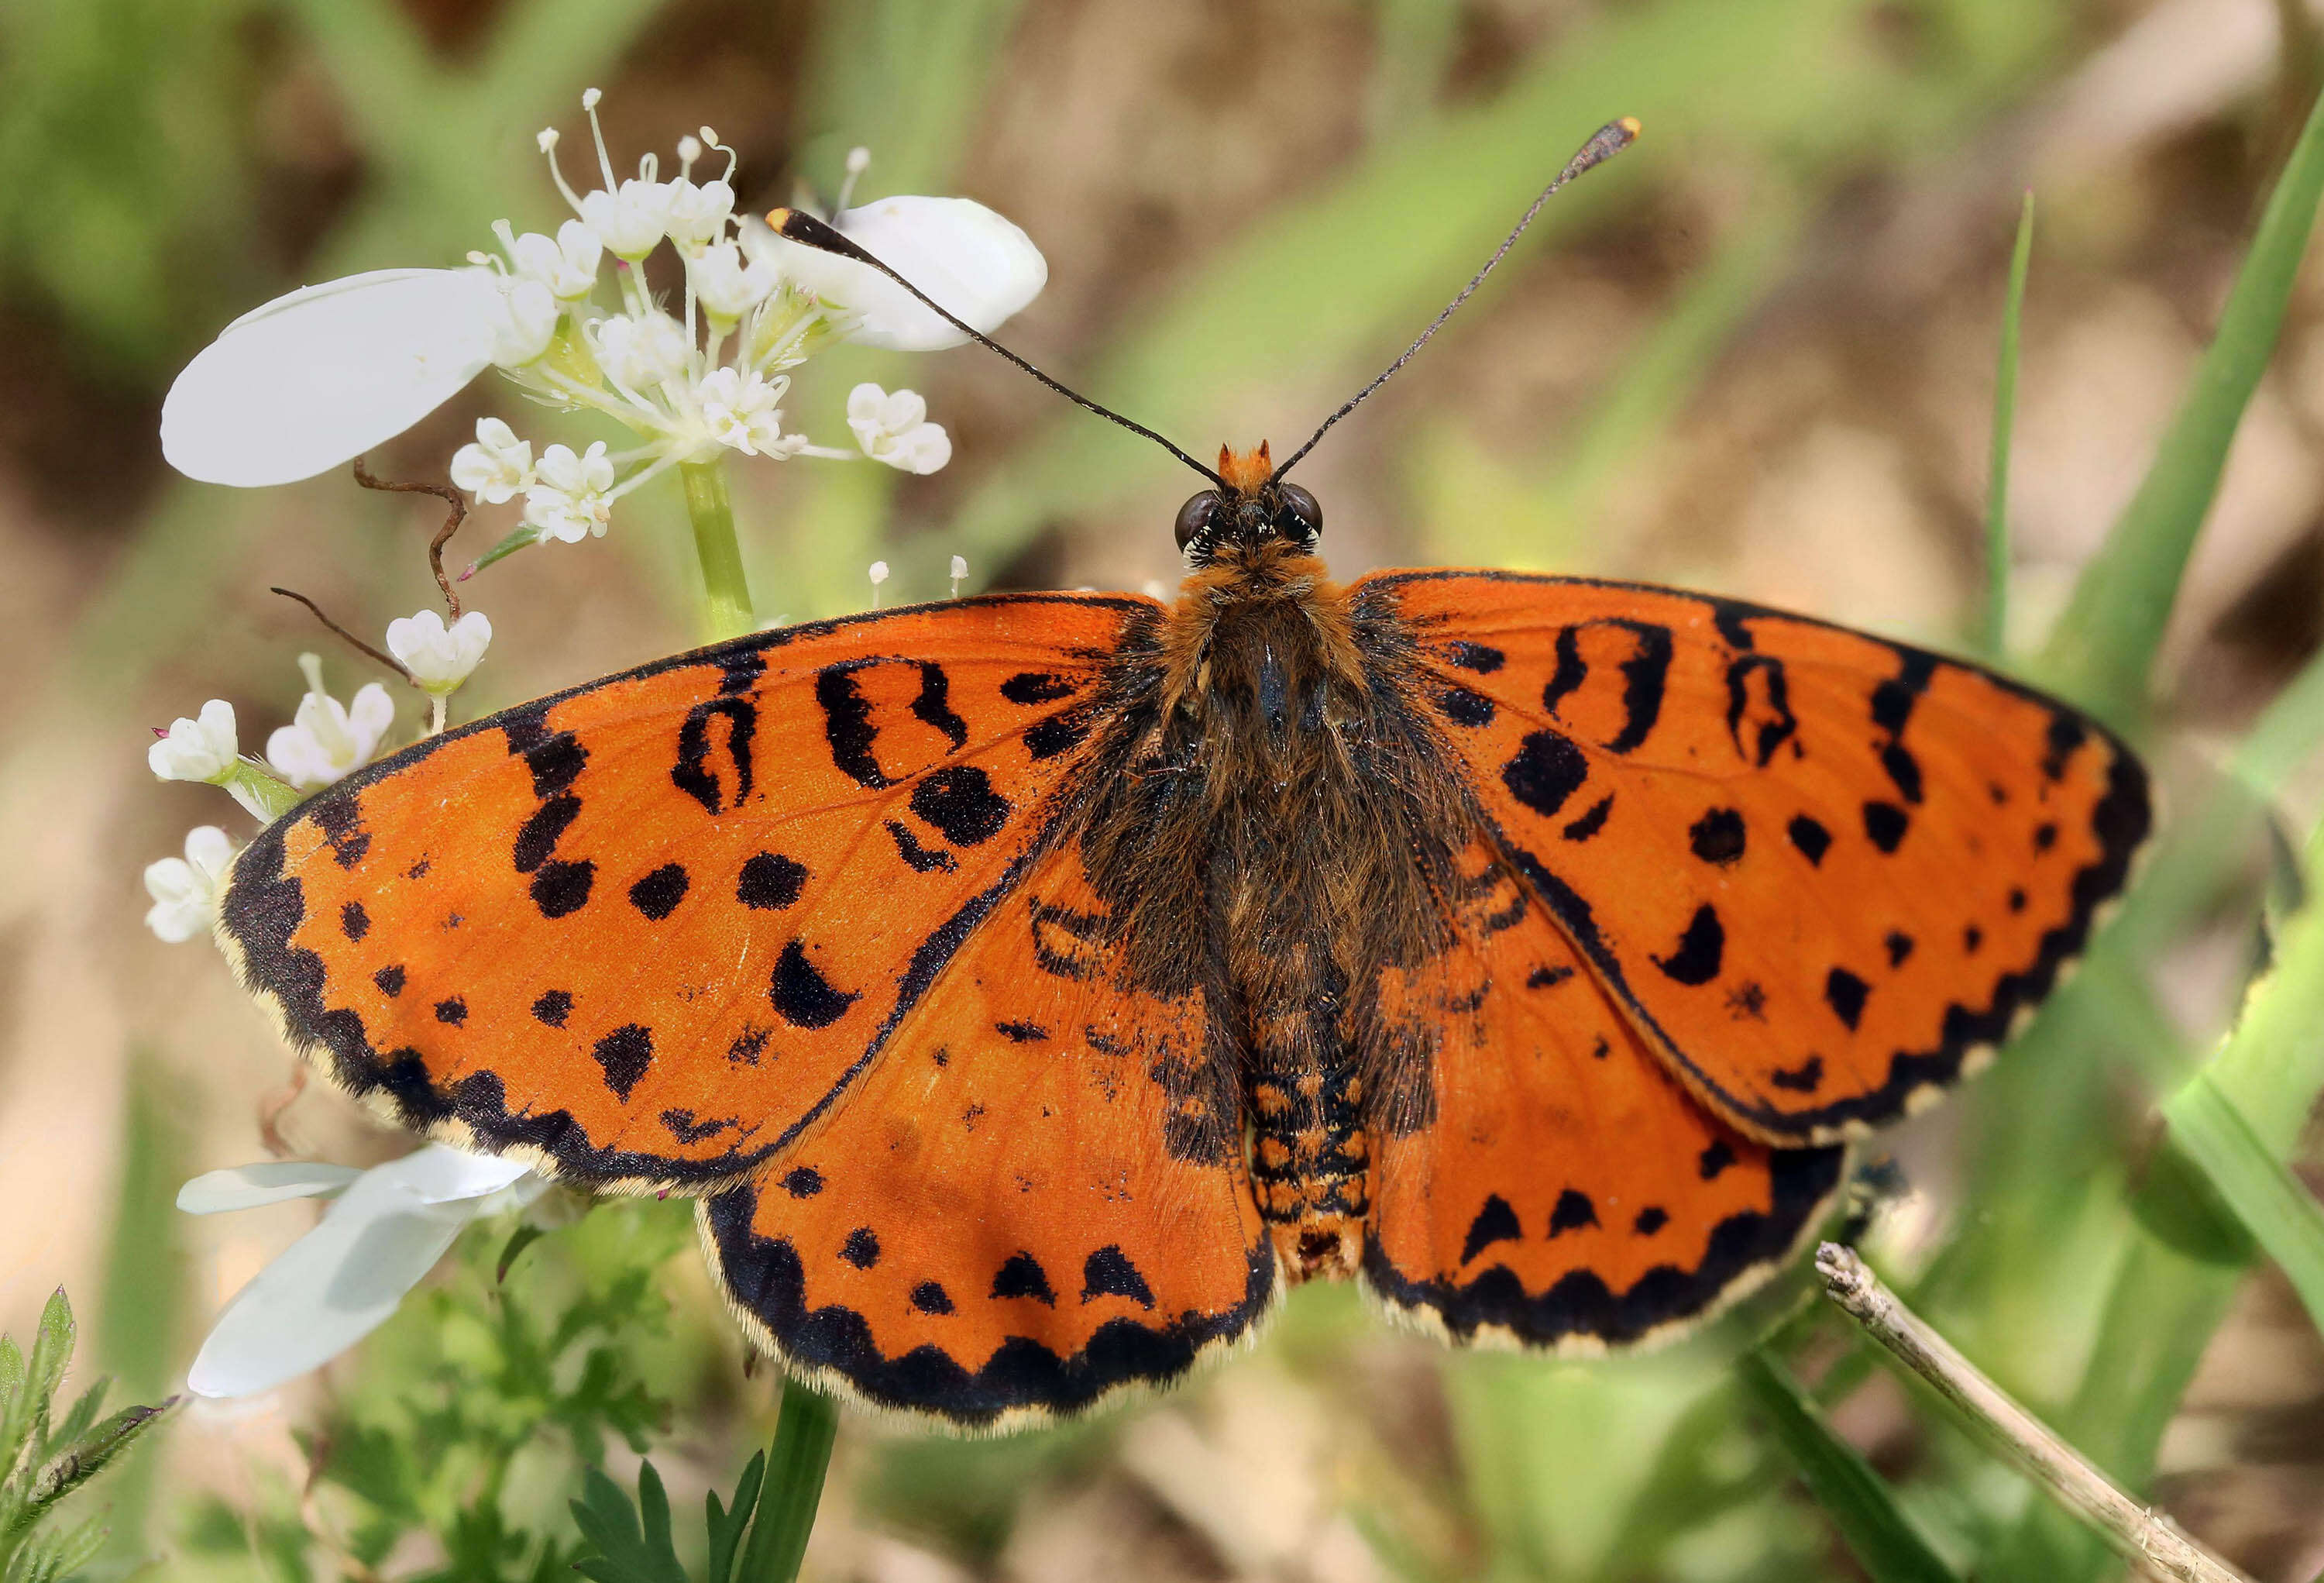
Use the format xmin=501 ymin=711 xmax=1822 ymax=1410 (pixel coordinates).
xmin=185 ymin=1167 xmax=475 ymax=1397
xmin=821 ymin=198 xmax=1047 ymax=351
xmin=373 ymin=1142 xmax=534 ymax=1204
xmin=177 ymin=1161 xmax=363 ymax=1213
xmin=163 ymin=270 xmax=503 ymax=487
xmin=184 ymin=824 xmax=237 ymax=879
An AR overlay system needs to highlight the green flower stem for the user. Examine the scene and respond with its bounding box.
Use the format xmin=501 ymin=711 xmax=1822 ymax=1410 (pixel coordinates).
xmin=737 ymin=1376 xmax=839 ymax=1583
xmin=1980 ymin=191 xmax=2033 ymax=661
xmin=681 ymin=460 xmax=756 ymax=642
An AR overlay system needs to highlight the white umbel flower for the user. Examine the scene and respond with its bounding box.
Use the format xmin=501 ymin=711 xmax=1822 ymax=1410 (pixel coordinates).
xmin=386 ymin=609 xmax=493 ymax=695
xmin=847 ymin=383 xmax=952 ymax=474
xmin=149 ymin=699 xmax=239 ymax=784
xmin=179 ymin=1144 xmax=548 ymax=1398
xmin=144 ymin=825 xmax=237 ymax=943
xmin=449 ymin=417 xmax=534 ymax=504
xmin=749 ymin=196 xmax=1047 ymax=351
xmin=523 ymin=442 xmax=617 ymax=542
xmin=662 ymin=174 xmax=737 ymax=251
xmin=688 ymin=239 xmax=777 ymax=322
xmin=266 ymin=655 xmax=395 ymax=790
xmin=593 ymin=311 xmax=690 ymax=390
xmin=160 ymin=270 xmax=503 ymax=487
xmin=695 ymin=368 xmax=802 ymax=459
xmin=496 ymin=218 xmax=603 ymax=301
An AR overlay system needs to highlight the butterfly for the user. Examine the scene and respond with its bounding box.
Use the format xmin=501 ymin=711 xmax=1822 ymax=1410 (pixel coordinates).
xmin=215 ymin=122 xmax=2148 ymax=1430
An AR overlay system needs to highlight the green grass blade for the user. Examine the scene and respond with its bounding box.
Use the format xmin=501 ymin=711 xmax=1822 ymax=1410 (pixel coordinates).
xmin=736 ymin=1378 xmax=838 ymax=1583
xmin=1738 ymin=1351 xmax=1960 ymax=1583
xmin=2163 ymin=1072 xmax=2324 ymax=1336
xmin=1980 ymin=191 xmax=2034 ymax=659
xmin=2038 ymin=79 xmax=2324 ymax=723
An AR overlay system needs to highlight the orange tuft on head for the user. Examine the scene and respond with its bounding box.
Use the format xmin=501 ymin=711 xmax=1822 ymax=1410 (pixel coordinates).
xmin=1218 ymin=441 xmax=1274 ymax=494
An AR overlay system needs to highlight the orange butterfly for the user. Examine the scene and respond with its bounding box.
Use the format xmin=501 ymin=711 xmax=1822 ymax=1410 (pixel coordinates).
xmin=217 ymin=123 xmax=2147 ymax=1430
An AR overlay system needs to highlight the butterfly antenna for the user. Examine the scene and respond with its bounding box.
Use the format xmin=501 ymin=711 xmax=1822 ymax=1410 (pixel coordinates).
xmin=762 ymin=208 xmax=1226 ymax=487
xmin=1271 ymin=116 xmax=1642 ymax=481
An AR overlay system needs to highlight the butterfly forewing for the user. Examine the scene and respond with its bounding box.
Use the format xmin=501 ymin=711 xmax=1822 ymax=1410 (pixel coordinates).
xmin=1356 ymin=570 xmax=2149 ymax=1146
xmin=220 ymin=594 xmax=1153 ymax=1191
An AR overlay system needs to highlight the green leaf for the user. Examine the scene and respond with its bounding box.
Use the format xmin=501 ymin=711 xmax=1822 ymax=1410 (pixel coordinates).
xmin=3 ymin=1508 xmax=104 ymax=1583
xmin=26 ymin=1399 xmax=174 ymax=1516
xmin=0 ymin=1341 xmax=22 ymax=1429
xmin=1980 ymin=191 xmax=2033 ymax=659
xmin=2039 ymin=78 xmax=2324 ymax=722
xmin=24 ymin=1294 xmax=72 ymax=1420
xmin=569 ymin=1461 xmax=686 ymax=1583
xmin=735 ymin=1379 xmax=837 ymax=1583
xmin=2165 ymin=1048 xmax=2324 ymax=1341
xmin=705 ymin=1451 xmax=767 ymax=1583
xmin=1738 ymin=1351 xmax=1960 ymax=1583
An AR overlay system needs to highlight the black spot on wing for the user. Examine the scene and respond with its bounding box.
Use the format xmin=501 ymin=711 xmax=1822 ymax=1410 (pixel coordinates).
xmin=1788 ymin=814 xmax=1831 ymax=865
xmin=531 ymin=859 xmax=595 ymax=917
xmin=311 ymin=798 xmax=371 ymax=869
xmin=1001 ymin=672 xmax=1077 ymax=704
xmin=1824 ymin=969 xmax=1868 ymax=1031
xmin=672 ymin=697 xmax=757 ymax=814
xmin=1652 ymin=904 xmax=1724 ymax=986
xmin=992 ymin=1252 xmax=1057 ymax=1305
xmin=771 ymin=941 xmax=857 ymax=1029
xmin=1026 ymin=709 xmax=1093 ymax=761
xmin=1526 ymin=964 xmax=1574 ymax=989
xmin=729 ymin=1027 xmax=770 ymax=1065
xmin=340 ymin=901 xmax=369 ymax=941
xmin=1081 ymin=1247 xmax=1155 ymax=1308
xmin=1725 ymin=655 xmax=1796 ymax=767
xmin=1770 ymin=1055 xmax=1824 ymax=1093
xmin=911 ymin=766 xmax=1011 ymax=847
xmin=2042 ymin=711 xmax=2085 ymax=780
xmin=816 ymin=666 xmax=885 ymax=790
xmin=1548 ymin=1189 xmax=1598 ymax=1236
xmin=912 ymin=1281 xmax=956 ymax=1316
xmin=628 ymin=862 xmax=689 ymax=920
xmin=1634 ymin=1207 xmax=1668 ymax=1235
xmin=995 ymin=1020 xmax=1048 ymax=1043
xmin=592 ymin=1024 xmax=654 ymax=1100
xmin=738 ymin=852 xmax=809 ymax=910
xmin=1700 ymin=1140 xmax=1736 ymax=1179
xmin=512 ymin=793 xmax=579 ymax=872
xmin=1437 ymin=687 xmax=1495 ymax=727
xmin=1460 ymin=1194 xmax=1522 ymax=1264
xmin=1690 ymin=808 xmax=1745 ymax=866
xmin=1503 ymin=729 xmax=1587 ymax=820
xmin=841 ymin=1227 xmax=880 ymax=1268
xmin=373 ymin=964 xmax=404 ymax=997
xmin=1863 ymin=801 xmax=1909 ymax=854
xmin=885 ymin=820 xmax=958 ymax=873
xmin=782 ymin=1166 xmax=823 ymax=1197
xmin=1560 ymin=794 xmax=1613 ymax=842
xmin=662 ymin=1108 xmax=735 ymax=1144
xmin=1886 ymin=931 xmax=1915 ymax=966
xmin=435 ymin=996 xmax=466 ymax=1026
xmin=531 ymin=989 xmax=571 ymax=1026
xmin=1446 ymin=641 xmax=1504 ymax=673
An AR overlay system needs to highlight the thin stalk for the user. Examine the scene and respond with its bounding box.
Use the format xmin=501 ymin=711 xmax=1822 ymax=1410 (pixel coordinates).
xmin=681 ymin=459 xmax=755 ymax=641
xmin=1982 ymin=192 xmax=2034 ymax=659
xmin=1816 ymin=1245 xmax=2253 ymax=1583
xmin=736 ymin=1377 xmax=839 ymax=1583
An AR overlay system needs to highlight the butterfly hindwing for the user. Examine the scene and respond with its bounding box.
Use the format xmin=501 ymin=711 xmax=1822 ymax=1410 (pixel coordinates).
xmin=1355 ymin=571 xmax=2148 ymax=1146
xmin=1363 ymin=835 xmax=1844 ymax=1348
xmin=220 ymin=594 xmax=1154 ymax=1190
xmin=703 ymin=840 xmax=1274 ymax=1426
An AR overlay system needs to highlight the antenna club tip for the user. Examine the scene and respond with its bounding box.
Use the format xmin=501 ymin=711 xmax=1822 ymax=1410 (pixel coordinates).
xmin=1618 ymin=115 xmax=1642 ymax=138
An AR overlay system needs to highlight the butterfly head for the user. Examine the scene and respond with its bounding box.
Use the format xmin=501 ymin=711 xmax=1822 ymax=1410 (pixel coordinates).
xmin=1174 ymin=442 xmax=1322 ymax=566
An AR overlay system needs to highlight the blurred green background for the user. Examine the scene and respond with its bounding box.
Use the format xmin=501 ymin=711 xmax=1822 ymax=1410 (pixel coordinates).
xmin=6 ymin=0 xmax=2324 ymax=1578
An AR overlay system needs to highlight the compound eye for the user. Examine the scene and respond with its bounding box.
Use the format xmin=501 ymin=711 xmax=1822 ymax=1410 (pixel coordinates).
xmin=1174 ymin=490 xmax=1225 ymax=552
xmin=1275 ymin=482 xmax=1322 ymax=543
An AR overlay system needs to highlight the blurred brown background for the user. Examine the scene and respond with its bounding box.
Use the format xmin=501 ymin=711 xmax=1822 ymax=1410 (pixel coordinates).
xmin=5 ymin=0 xmax=2324 ymax=1577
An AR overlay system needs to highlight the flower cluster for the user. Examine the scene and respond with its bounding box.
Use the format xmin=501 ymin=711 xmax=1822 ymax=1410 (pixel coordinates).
xmin=143 ymin=610 xmax=493 ymax=944
xmin=160 ymin=91 xmax=1045 ymax=569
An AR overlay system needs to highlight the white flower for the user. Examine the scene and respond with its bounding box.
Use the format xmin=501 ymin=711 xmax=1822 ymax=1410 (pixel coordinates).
xmin=693 ymin=368 xmax=801 ymax=459
xmin=386 ymin=609 xmax=493 ymax=695
xmin=497 ymin=218 xmax=602 ymax=301
xmin=662 ymin=175 xmax=737 ymax=250
xmin=449 ymin=417 xmax=533 ymax=503
xmin=748 ymin=196 xmax=1047 ymax=351
xmin=160 ymin=270 xmax=504 ymax=487
xmin=689 ymin=240 xmax=777 ymax=322
xmin=581 ymin=176 xmax=672 ymax=259
xmin=145 ymin=825 xmax=236 ymax=943
xmin=523 ymin=442 xmax=617 ymax=542
xmin=178 ymin=1144 xmax=548 ymax=1398
xmin=593 ymin=311 xmax=690 ymax=389
xmin=481 ymin=274 xmax=559 ymax=367
xmin=266 ymin=655 xmax=396 ymax=790
xmin=150 ymin=699 xmax=239 ymax=783
xmin=847 ymin=383 xmax=952 ymax=474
